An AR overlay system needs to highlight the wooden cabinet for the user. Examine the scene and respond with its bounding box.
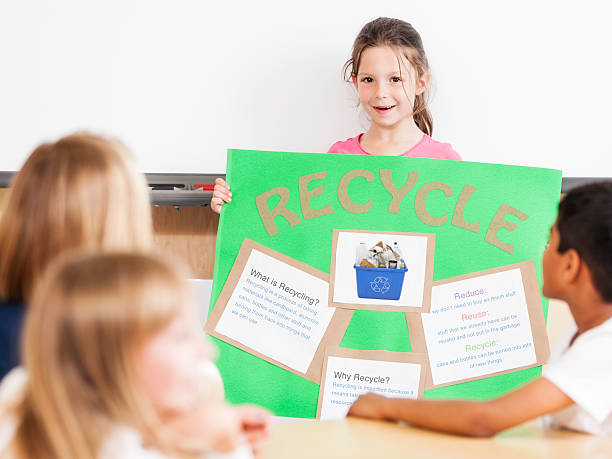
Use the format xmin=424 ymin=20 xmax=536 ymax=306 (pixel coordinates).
xmin=152 ymin=205 xmax=219 ymax=279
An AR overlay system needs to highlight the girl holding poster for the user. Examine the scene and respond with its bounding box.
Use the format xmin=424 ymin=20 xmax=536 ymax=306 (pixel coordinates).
xmin=211 ymin=17 xmax=460 ymax=214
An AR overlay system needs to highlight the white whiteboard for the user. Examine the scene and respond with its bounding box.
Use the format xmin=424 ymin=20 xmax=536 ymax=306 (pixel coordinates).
xmin=1 ymin=0 xmax=610 ymax=176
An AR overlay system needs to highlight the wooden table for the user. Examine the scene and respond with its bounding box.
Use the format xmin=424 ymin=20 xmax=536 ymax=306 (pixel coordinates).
xmin=257 ymin=418 xmax=612 ymax=459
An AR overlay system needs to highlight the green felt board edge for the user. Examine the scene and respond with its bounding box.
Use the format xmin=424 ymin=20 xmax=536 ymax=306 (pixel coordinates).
xmin=209 ymin=149 xmax=562 ymax=417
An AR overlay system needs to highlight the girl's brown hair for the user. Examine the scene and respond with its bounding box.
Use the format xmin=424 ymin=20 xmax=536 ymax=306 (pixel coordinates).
xmin=343 ymin=17 xmax=434 ymax=136
xmin=0 ymin=133 xmax=153 ymax=302
xmin=12 ymin=252 xmax=188 ymax=458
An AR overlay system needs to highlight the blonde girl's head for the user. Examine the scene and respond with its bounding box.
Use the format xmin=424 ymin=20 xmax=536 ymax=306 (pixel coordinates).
xmin=0 ymin=133 xmax=153 ymax=302
xmin=344 ymin=17 xmax=434 ymax=136
xmin=13 ymin=252 xmax=204 ymax=459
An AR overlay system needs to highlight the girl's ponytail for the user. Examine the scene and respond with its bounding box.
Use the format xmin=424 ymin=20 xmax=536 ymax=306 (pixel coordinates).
xmin=413 ymin=93 xmax=433 ymax=137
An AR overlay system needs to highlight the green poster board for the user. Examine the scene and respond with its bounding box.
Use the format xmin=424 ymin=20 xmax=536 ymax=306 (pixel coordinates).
xmin=210 ymin=150 xmax=561 ymax=418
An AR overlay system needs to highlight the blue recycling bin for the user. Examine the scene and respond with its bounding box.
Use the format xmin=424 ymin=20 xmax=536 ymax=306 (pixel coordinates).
xmin=354 ymin=264 xmax=408 ymax=300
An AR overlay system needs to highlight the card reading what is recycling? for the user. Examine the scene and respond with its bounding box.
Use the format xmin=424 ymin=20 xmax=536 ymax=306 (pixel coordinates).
xmin=205 ymin=238 xmax=353 ymax=383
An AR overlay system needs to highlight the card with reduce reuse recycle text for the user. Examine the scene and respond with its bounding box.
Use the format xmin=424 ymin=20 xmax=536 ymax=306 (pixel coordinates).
xmin=407 ymin=261 xmax=549 ymax=389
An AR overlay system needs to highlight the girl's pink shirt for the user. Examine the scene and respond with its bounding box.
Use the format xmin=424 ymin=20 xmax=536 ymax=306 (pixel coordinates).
xmin=328 ymin=134 xmax=461 ymax=160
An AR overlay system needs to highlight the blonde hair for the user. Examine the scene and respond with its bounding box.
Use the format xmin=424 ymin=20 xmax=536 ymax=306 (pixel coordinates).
xmin=13 ymin=252 xmax=189 ymax=459
xmin=0 ymin=133 xmax=153 ymax=302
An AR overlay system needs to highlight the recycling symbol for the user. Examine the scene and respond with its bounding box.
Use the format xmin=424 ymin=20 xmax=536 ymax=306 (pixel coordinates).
xmin=370 ymin=276 xmax=390 ymax=294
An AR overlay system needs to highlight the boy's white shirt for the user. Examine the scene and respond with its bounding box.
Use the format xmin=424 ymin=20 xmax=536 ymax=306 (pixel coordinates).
xmin=0 ymin=367 xmax=253 ymax=458
xmin=542 ymin=316 xmax=612 ymax=435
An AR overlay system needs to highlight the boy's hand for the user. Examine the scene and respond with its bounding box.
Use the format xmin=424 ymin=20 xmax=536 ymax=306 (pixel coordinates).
xmin=347 ymin=393 xmax=389 ymax=421
xmin=234 ymin=404 xmax=272 ymax=454
xmin=211 ymin=178 xmax=231 ymax=214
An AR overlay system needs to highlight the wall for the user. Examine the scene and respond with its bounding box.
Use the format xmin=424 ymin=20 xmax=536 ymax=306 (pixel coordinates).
xmin=1 ymin=0 xmax=610 ymax=176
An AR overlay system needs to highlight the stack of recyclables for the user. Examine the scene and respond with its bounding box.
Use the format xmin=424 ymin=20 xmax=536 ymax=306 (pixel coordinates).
xmin=354 ymin=241 xmax=407 ymax=300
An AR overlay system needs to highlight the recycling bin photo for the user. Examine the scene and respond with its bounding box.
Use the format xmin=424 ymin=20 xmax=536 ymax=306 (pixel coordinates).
xmin=330 ymin=230 xmax=434 ymax=311
xmin=354 ymin=264 xmax=408 ymax=300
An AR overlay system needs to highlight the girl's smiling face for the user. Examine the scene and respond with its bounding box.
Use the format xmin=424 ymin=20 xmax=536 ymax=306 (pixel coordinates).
xmin=354 ymin=46 xmax=429 ymax=130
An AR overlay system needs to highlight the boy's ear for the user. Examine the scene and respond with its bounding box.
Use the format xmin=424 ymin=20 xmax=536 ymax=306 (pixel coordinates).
xmin=563 ymin=248 xmax=582 ymax=284
xmin=416 ymin=72 xmax=431 ymax=95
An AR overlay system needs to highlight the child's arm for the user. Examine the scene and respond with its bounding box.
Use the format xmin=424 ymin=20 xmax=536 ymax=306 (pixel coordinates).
xmin=348 ymin=377 xmax=573 ymax=437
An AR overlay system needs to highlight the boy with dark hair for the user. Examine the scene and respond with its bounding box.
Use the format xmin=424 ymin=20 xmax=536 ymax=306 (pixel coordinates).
xmin=348 ymin=182 xmax=612 ymax=436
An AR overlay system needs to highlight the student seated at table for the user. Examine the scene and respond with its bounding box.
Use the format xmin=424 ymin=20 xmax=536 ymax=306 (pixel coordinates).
xmin=0 ymin=252 xmax=270 ymax=458
xmin=349 ymin=182 xmax=612 ymax=436
xmin=0 ymin=133 xmax=153 ymax=380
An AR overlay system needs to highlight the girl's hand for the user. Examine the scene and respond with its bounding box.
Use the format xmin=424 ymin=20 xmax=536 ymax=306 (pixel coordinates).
xmin=162 ymin=402 xmax=240 ymax=454
xmin=234 ymin=404 xmax=272 ymax=454
xmin=347 ymin=393 xmax=389 ymax=421
xmin=211 ymin=178 xmax=231 ymax=214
